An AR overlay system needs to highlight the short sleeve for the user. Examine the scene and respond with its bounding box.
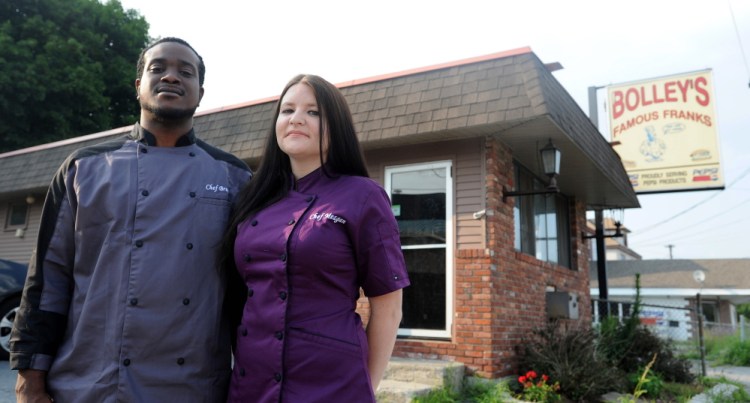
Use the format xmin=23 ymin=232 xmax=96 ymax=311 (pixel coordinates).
xmin=353 ymin=185 xmax=410 ymax=297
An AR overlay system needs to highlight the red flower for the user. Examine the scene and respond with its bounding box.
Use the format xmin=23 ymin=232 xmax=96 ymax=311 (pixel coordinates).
xmin=526 ymin=370 xmax=537 ymax=379
xmin=518 ymin=375 xmax=527 ymax=384
xmin=542 ymin=374 xmax=549 ymax=382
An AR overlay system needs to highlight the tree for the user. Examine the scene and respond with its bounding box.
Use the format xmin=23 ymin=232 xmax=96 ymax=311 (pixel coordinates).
xmin=0 ymin=0 xmax=150 ymax=152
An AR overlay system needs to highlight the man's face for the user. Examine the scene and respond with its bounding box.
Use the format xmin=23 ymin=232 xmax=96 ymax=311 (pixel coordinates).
xmin=135 ymin=42 xmax=204 ymax=122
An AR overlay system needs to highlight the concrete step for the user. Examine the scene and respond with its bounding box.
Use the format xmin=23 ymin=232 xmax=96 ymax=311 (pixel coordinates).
xmin=376 ymin=379 xmax=435 ymax=403
xmin=383 ymin=357 xmax=465 ymax=391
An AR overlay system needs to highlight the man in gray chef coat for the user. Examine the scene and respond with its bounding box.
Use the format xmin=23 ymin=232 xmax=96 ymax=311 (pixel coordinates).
xmin=10 ymin=37 xmax=251 ymax=402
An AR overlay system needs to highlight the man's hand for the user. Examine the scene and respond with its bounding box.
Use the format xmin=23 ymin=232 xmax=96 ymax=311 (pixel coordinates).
xmin=16 ymin=369 xmax=53 ymax=402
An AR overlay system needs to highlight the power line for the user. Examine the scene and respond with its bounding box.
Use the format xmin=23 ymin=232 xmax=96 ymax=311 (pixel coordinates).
xmin=631 ymin=197 xmax=750 ymax=244
xmin=631 ymin=214 xmax=750 ymax=246
xmin=728 ymin=0 xmax=750 ymax=86
xmin=634 ymin=164 xmax=750 ymax=235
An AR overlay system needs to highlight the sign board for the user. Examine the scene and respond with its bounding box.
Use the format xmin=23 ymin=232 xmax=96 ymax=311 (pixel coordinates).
xmin=607 ymin=70 xmax=724 ymax=193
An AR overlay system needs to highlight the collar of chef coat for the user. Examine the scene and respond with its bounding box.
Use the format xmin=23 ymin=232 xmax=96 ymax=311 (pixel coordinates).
xmin=129 ymin=122 xmax=197 ymax=147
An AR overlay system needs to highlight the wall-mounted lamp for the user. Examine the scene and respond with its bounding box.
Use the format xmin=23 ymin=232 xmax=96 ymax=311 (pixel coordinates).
xmin=503 ymin=139 xmax=561 ymax=202
xmin=15 ymin=228 xmax=25 ymax=238
xmin=25 ymin=194 xmax=35 ymax=205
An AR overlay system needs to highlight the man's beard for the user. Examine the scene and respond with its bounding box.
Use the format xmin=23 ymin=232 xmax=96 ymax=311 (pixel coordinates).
xmin=140 ymin=100 xmax=197 ymax=122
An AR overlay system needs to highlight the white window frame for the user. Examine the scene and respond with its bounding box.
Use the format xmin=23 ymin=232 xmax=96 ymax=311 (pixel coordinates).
xmin=385 ymin=160 xmax=454 ymax=339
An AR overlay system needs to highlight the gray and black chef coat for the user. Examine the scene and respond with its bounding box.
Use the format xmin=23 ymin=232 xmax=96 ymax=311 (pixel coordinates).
xmin=10 ymin=123 xmax=251 ymax=402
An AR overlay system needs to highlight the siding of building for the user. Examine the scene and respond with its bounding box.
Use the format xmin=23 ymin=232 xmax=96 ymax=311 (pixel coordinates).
xmin=366 ymin=138 xmax=485 ymax=250
xmin=0 ymin=200 xmax=42 ymax=264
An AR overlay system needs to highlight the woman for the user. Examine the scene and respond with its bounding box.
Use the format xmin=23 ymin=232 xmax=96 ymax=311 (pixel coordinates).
xmin=225 ymin=74 xmax=410 ymax=402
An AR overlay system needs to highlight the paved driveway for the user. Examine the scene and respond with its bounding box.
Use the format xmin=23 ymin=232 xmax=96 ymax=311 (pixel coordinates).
xmin=0 ymin=363 xmax=15 ymax=403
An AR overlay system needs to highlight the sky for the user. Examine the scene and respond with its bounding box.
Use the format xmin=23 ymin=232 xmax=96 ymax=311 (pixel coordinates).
xmin=117 ymin=0 xmax=750 ymax=261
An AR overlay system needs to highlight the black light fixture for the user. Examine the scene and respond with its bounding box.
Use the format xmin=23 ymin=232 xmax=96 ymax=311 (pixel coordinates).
xmin=540 ymin=139 xmax=561 ymax=191
xmin=503 ymin=139 xmax=561 ymax=202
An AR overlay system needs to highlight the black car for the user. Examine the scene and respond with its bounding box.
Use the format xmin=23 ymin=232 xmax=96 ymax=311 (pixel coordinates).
xmin=0 ymin=258 xmax=27 ymax=360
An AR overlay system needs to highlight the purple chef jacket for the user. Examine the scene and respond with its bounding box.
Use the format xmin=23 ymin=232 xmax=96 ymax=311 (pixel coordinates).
xmin=228 ymin=167 xmax=410 ymax=403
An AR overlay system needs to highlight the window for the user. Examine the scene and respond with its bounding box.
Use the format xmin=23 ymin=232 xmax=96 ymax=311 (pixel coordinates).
xmin=5 ymin=202 xmax=29 ymax=230
xmin=701 ymin=302 xmax=717 ymax=323
xmin=385 ymin=161 xmax=453 ymax=338
xmin=512 ymin=162 xmax=571 ymax=267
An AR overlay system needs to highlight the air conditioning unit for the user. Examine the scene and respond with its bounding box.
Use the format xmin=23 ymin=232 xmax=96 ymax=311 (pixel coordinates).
xmin=546 ymin=291 xmax=579 ymax=319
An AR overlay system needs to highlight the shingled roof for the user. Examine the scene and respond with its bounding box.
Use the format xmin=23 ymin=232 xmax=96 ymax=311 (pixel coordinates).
xmin=0 ymin=47 xmax=638 ymax=208
xmin=591 ymin=259 xmax=750 ymax=290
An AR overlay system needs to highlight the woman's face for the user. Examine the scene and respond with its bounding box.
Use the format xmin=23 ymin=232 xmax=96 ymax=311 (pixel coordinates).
xmin=276 ymin=83 xmax=328 ymax=168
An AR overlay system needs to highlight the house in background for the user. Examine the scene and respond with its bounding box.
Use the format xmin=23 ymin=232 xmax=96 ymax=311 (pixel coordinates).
xmin=585 ymin=217 xmax=641 ymax=261
xmin=0 ymin=47 xmax=640 ymax=378
xmin=591 ymin=259 xmax=750 ymax=341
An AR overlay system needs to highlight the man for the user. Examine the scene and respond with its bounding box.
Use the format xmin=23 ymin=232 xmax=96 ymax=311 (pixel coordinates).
xmin=10 ymin=37 xmax=251 ymax=402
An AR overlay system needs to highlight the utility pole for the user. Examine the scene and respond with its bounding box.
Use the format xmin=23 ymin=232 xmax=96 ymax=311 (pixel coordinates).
xmin=666 ymin=244 xmax=674 ymax=259
xmin=588 ymin=85 xmax=609 ymax=318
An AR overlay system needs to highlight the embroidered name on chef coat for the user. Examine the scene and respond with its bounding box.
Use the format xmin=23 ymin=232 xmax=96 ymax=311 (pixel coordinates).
xmin=205 ymin=183 xmax=229 ymax=193
xmin=309 ymin=212 xmax=347 ymax=224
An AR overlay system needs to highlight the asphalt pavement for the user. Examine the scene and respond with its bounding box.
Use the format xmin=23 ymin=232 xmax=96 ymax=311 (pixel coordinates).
xmin=705 ymin=363 xmax=750 ymax=389
xmin=0 ymin=362 xmax=15 ymax=403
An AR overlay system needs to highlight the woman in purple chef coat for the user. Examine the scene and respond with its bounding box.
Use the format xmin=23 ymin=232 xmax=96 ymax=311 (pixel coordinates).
xmin=223 ymin=74 xmax=410 ymax=402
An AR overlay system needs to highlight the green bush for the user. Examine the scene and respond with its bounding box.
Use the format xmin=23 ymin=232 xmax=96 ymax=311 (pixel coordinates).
xmin=412 ymin=387 xmax=458 ymax=403
xmin=517 ymin=321 xmax=625 ymax=401
xmin=618 ymin=327 xmax=694 ymax=384
xmin=462 ymin=378 xmax=512 ymax=403
xmin=411 ymin=378 xmax=512 ymax=403
xmin=718 ymin=339 xmax=750 ymax=366
xmin=597 ymin=274 xmax=694 ymax=384
xmin=626 ymin=367 xmax=664 ymax=398
xmin=703 ymin=333 xmax=739 ymax=361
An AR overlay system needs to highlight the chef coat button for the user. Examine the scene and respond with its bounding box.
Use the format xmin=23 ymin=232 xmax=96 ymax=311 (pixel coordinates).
xmin=247 ymin=289 xmax=254 ymax=297
xmin=242 ymin=328 xmax=247 ymax=336
xmin=274 ymin=373 xmax=282 ymax=382
xmin=123 ymin=359 xmax=131 ymax=366
xmin=287 ymin=219 xmax=295 ymax=225
xmin=239 ymin=368 xmax=245 ymax=376
xmin=186 ymin=243 xmax=193 ymax=250
xmin=135 ymin=240 xmax=143 ymax=248
xmin=275 ymin=331 xmax=284 ymax=340
xmin=394 ymin=275 xmax=399 ymax=280
xmin=279 ymin=291 xmax=287 ymax=300
xmin=189 ymin=152 xmax=196 ymax=157
xmin=141 ymin=148 xmax=148 ymax=154
xmin=251 ymin=220 xmax=258 ymax=226
xmin=177 ymin=357 xmax=185 ymax=365
xmin=280 ymin=253 xmax=287 ymax=262
xmin=141 ymin=190 xmax=149 ymax=197
xmin=189 ymin=191 xmax=196 ymax=198
xmin=129 ymin=298 xmax=138 ymax=306
xmin=183 ymin=298 xmax=190 ymax=305
xmin=243 ymin=254 xmax=251 ymax=262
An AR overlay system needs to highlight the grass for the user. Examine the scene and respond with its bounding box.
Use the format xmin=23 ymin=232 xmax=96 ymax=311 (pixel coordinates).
xmin=412 ymin=378 xmax=515 ymax=403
